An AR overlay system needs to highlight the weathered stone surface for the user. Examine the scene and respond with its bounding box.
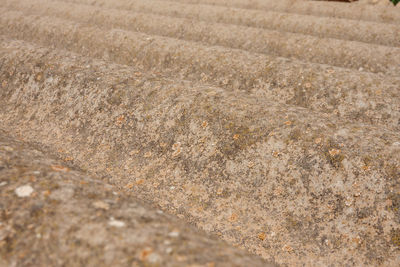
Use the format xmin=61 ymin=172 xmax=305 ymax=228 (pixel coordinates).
xmin=3 ymin=0 xmax=399 ymax=76
xmin=164 ymin=0 xmax=400 ymax=24
xmin=0 ymin=39 xmax=399 ymax=266
xmin=0 ymin=12 xmax=398 ymax=131
xmin=0 ymin=0 xmax=399 ymax=266
xmin=0 ymin=130 xmax=275 ymax=267
xmin=62 ymin=0 xmax=400 ymax=47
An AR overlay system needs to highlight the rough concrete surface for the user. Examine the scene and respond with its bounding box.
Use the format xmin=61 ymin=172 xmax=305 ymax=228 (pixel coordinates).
xmin=164 ymin=0 xmax=400 ymax=24
xmin=62 ymin=0 xmax=400 ymax=47
xmin=0 ymin=130 xmax=275 ymax=267
xmin=0 ymin=0 xmax=399 ymax=266
xmin=0 ymin=10 xmax=399 ymax=131
xmin=3 ymin=0 xmax=400 ymax=76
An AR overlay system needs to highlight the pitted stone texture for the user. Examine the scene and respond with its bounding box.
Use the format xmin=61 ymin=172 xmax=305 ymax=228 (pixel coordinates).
xmin=0 ymin=40 xmax=399 ymax=266
xmin=163 ymin=0 xmax=400 ymax=24
xmin=0 ymin=130 xmax=274 ymax=267
xmin=62 ymin=0 xmax=400 ymax=47
xmin=2 ymin=0 xmax=399 ymax=76
xmin=0 ymin=11 xmax=398 ymax=131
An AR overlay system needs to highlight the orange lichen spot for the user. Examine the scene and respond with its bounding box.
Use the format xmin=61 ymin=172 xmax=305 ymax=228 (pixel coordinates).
xmin=51 ymin=165 xmax=70 ymax=172
xmin=329 ymin=148 xmax=341 ymax=157
xmin=362 ymin=165 xmax=370 ymax=171
xmin=35 ymin=73 xmax=43 ymax=82
xmin=140 ymin=247 xmax=153 ymax=261
xmin=352 ymin=236 xmax=362 ymax=245
xmin=229 ymin=213 xmax=238 ymax=222
xmin=258 ymin=232 xmax=266 ymax=241
xmin=172 ymin=142 xmax=182 ymax=157
xmin=42 ymin=190 xmax=51 ymax=197
xmin=327 ymin=69 xmax=335 ymax=74
xmin=136 ymin=179 xmax=144 ymax=185
xmin=18 ymin=252 xmax=27 ymax=259
xmin=272 ymin=151 xmax=280 ymax=158
xmin=233 ymin=134 xmax=240 ymax=140
xmin=80 ymin=181 xmax=88 ymax=185
xmin=375 ymin=89 xmax=382 ymax=96
xmin=116 ymin=115 xmax=126 ymax=126
xmin=201 ymin=121 xmax=208 ymax=128
xmin=125 ymin=182 xmax=134 ymax=189
xmin=284 ymin=121 xmax=292 ymax=126
xmin=172 ymin=142 xmax=181 ymax=150
xmin=207 ymin=262 xmax=216 ymax=267
xmin=282 ymin=244 xmax=294 ymax=253
xmin=172 ymin=147 xmax=182 ymax=157
xmin=64 ymin=156 xmax=74 ymax=162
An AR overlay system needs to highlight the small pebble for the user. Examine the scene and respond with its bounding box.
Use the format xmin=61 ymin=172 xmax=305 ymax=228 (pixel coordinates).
xmin=51 ymin=165 xmax=70 ymax=172
xmin=108 ymin=217 xmax=125 ymax=228
xmin=0 ymin=181 xmax=7 ymax=187
xmin=168 ymin=231 xmax=180 ymax=238
xmin=15 ymin=185 xmax=34 ymax=197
